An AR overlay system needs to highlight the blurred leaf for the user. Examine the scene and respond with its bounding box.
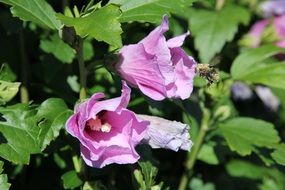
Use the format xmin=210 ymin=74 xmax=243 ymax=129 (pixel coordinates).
xmin=40 ymin=34 xmax=75 ymax=64
xmin=61 ymin=170 xmax=82 ymax=189
xmin=231 ymin=45 xmax=285 ymax=89
xmin=53 ymin=153 xmax=67 ymax=169
xmin=226 ymin=160 xmax=265 ymax=179
xmin=110 ymin=0 xmax=196 ymax=23
xmin=189 ymin=5 xmax=250 ymax=62
xmin=0 ymin=99 xmax=71 ymax=164
xmin=0 ymin=80 xmax=20 ymax=105
xmin=57 ymin=5 xmax=122 ymax=48
xmin=226 ymin=160 xmax=285 ymax=190
xmin=0 ymin=161 xmax=10 ymax=190
xmin=197 ymin=144 xmax=219 ymax=165
xmin=0 ymin=0 xmax=61 ymax=29
xmin=36 ymin=98 xmax=72 ymax=151
xmin=67 ymin=75 xmax=80 ymax=93
xmin=83 ymin=40 xmax=94 ymax=61
xmin=0 ymin=64 xmax=17 ymax=82
xmin=219 ymin=117 xmax=280 ymax=156
xmin=259 ymin=178 xmax=279 ymax=190
xmin=82 ymin=181 xmax=107 ymax=190
xmin=271 ymin=144 xmax=285 ymax=166
xmin=189 ymin=178 xmax=215 ymax=190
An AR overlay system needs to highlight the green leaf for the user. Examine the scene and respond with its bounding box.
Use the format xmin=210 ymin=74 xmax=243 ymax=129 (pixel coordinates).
xmin=134 ymin=161 xmax=160 ymax=190
xmin=219 ymin=117 xmax=280 ymax=156
xmin=189 ymin=178 xmax=215 ymax=190
xmin=0 ymin=99 xmax=71 ymax=164
xmin=36 ymin=98 xmax=72 ymax=151
xmin=57 ymin=5 xmax=122 ymax=48
xmin=110 ymin=0 xmax=196 ymax=23
xmin=231 ymin=45 xmax=285 ymax=89
xmin=82 ymin=181 xmax=107 ymax=190
xmin=0 ymin=80 xmax=20 ymax=105
xmin=0 ymin=104 xmax=40 ymax=164
xmin=189 ymin=5 xmax=250 ymax=63
xmin=197 ymin=144 xmax=219 ymax=165
xmin=0 ymin=64 xmax=17 ymax=82
xmin=271 ymin=144 xmax=285 ymax=166
xmin=83 ymin=40 xmax=94 ymax=61
xmin=226 ymin=160 xmax=285 ymax=190
xmin=40 ymin=34 xmax=75 ymax=64
xmin=0 ymin=161 xmax=10 ymax=190
xmin=0 ymin=0 xmax=61 ymax=29
xmin=226 ymin=160 xmax=266 ymax=179
xmin=61 ymin=170 xmax=83 ymax=189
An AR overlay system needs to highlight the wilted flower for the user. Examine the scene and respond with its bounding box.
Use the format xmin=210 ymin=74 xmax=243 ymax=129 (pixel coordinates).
xmin=66 ymin=82 xmax=149 ymax=168
xmin=139 ymin=115 xmax=192 ymax=151
xmin=115 ymin=15 xmax=196 ymax=101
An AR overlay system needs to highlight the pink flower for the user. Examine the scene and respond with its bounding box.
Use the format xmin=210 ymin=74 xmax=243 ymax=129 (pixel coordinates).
xmin=245 ymin=15 xmax=285 ymax=48
xmin=261 ymin=0 xmax=285 ymax=17
xmin=66 ymin=82 xmax=149 ymax=168
xmin=115 ymin=15 xmax=196 ymax=101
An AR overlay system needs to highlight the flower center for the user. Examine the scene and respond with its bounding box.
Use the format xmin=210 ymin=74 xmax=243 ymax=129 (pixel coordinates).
xmin=86 ymin=118 xmax=112 ymax=133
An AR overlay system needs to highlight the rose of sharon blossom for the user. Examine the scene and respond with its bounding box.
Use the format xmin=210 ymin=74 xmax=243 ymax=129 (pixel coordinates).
xmin=261 ymin=0 xmax=285 ymax=17
xmin=66 ymin=82 xmax=149 ymax=168
xmin=139 ymin=115 xmax=192 ymax=151
xmin=115 ymin=15 xmax=196 ymax=101
xmin=245 ymin=15 xmax=285 ymax=48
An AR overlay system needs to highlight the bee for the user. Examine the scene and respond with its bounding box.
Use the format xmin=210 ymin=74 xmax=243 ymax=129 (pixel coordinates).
xmin=196 ymin=64 xmax=219 ymax=85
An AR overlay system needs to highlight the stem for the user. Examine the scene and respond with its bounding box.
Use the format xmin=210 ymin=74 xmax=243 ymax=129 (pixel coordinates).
xmin=76 ymin=38 xmax=87 ymax=100
xmin=215 ymin=0 xmax=225 ymax=10
xmin=19 ymin=30 xmax=29 ymax=103
xmin=186 ymin=108 xmax=210 ymax=169
xmin=75 ymin=37 xmax=88 ymax=180
xmin=72 ymin=155 xmax=81 ymax=173
xmin=178 ymin=108 xmax=210 ymax=190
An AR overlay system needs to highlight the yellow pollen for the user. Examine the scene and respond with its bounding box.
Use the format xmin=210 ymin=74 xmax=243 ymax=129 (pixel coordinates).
xmin=101 ymin=123 xmax=112 ymax=133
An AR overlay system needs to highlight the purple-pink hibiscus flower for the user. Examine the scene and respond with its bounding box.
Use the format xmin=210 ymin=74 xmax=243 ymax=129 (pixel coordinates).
xmin=114 ymin=15 xmax=196 ymax=101
xmin=243 ymin=15 xmax=285 ymax=48
xmin=66 ymin=82 xmax=149 ymax=168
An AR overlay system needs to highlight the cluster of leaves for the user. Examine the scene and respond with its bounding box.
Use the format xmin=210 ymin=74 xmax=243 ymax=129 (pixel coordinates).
xmin=0 ymin=0 xmax=284 ymax=190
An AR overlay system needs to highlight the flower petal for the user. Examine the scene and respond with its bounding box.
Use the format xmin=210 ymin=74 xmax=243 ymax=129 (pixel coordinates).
xmin=89 ymin=81 xmax=131 ymax=117
xmin=167 ymin=31 xmax=190 ymax=48
xmin=167 ymin=48 xmax=196 ymax=99
xmin=117 ymin=43 xmax=167 ymax=99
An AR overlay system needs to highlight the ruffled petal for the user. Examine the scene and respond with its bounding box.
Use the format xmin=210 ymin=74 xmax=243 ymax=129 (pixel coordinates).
xmin=167 ymin=31 xmax=190 ymax=48
xmin=89 ymin=81 xmax=131 ymax=117
xmin=139 ymin=15 xmax=174 ymax=86
xmin=117 ymin=43 xmax=167 ymax=99
xmin=167 ymin=48 xmax=196 ymax=99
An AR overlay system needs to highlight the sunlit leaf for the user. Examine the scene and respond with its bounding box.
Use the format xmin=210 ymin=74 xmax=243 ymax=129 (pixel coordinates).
xmin=189 ymin=5 xmax=250 ymax=62
xmin=0 ymin=80 xmax=20 ymax=105
xmin=219 ymin=117 xmax=280 ymax=156
xmin=231 ymin=45 xmax=285 ymax=90
xmin=57 ymin=5 xmax=122 ymax=48
xmin=0 ymin=0 xmax=61 ymax=29
xmin=110 ymin=0 xmax=196 ymax=23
